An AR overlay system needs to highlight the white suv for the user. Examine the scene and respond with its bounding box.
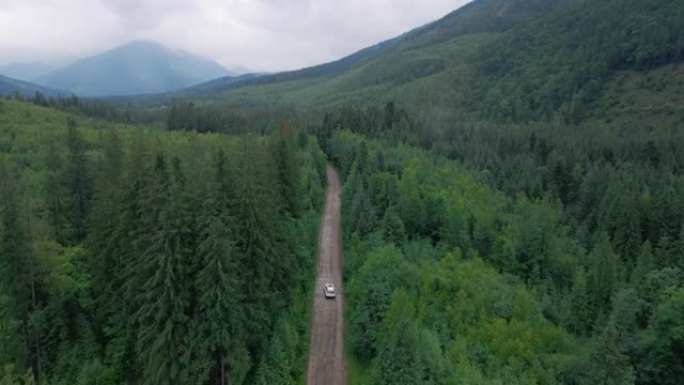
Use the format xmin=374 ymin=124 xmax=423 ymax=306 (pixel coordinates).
xmin=324 ymin=283 xmax=336 ymax=299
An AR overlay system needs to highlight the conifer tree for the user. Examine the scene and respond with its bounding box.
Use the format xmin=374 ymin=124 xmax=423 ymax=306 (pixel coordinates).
xmin=588 ymin=233 xmax=619 ymax=316
xmin=190 ymin=154 xmax=246 ymax=385
xmin=44 ymin=142 xmax=67 ymax=244
xmin=134 ymin=155 xmax=193 ymax=385
xmin=639 ymin=288 xmax=684 ymax=385
xmin=586 ymin=325 xmax=636 ymax=385
xmin=630 ymin=241 xmax=654 ymax=286
xmin=234 ymin=140 xmax=283 ymax=356
xmin=87 ymin=130 xmax=124 ymax=316
xmin=569 ymin=269 xmax=593 ymax=335
xmin=381 ymin=206 xmax=406 ymax=245
xmin=273 ymin=123 xmax=304 ymax=218
xmin=0 ymin=166 xmax=43 ymax=383
xmin=0 ymin=167 xmax=30 ymax=374
xmin=347 ymin=176 xmax=376 ymax=236
xmin=65 ymin=119 xmax=92 ymax=244
xmin=370 ymin=289 xmax=420 ymax=385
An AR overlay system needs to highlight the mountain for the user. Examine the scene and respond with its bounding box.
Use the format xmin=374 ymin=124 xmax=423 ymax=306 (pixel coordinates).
xmin=0 ymin=74 xmax=70 ymax=98
xmin=192 ymin=0 xmax=683 ymax=125
xmin=0 ymin=61 xmax=62 ymax=81
xmin=183 ymin=73 xmax=264 ymax=94
xmin=191 ymin=0 xmax=573 ymax=104
xmin=34 ymin=41 xmax=231 ymax=96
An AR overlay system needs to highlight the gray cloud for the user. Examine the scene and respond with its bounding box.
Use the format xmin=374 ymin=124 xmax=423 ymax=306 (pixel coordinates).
xmin=0 ymin=0 xmax=472 ymax=72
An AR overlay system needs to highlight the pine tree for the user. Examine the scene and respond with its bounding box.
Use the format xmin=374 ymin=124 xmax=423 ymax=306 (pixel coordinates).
xmin=668 ymin=225 xmax=684 ymax=270
xmin=253 ymin=320 xmax=298 ymax=385
xmin=272 ymin=123 xmax=304 ymax=218
xmin=370 ymin=289 xmax=420 ymax=385
xmin=415 ymin=329 xmax=447 ymax=385
xmin=87 ymin=130 xmax=124 ymax=317
xmin=614 ymin=195 xmax=642 ymax=261
xmin=586 ymin=325 xmax=636 ymax=385
xmin=65 ymin=119 xmax=92 ymax=244
xmin=639 ymin=288 xmax=684 ymax=385
xmin=588 ymin=233 xmax=619 ymax=316
xmin=44 ymin=142 xmax=67 ymax=244
xmin=133 ymin=155 xmax=193 ymax=385
xmin=347 ymin=174 xmax=376 ymax=237
xmin=630 ymin=241 xmax=654 ymax=286
xmin=381 ymin=206 xmax=406 ymax=245
xmin=190 ymin=164 xmax=244 ymax=385
xmin=0 ymin=166 xmax=42 ymax=382
xmin=569 ymin=269 xmax=593 ymax=335
xmin=234 ymin=139 xmax=283 ymax=356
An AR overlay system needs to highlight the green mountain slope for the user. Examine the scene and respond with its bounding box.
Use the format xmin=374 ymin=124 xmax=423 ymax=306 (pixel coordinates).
xmin=191 ymin=0 xmax=569 ymax=99
xmin=195 ymin=0 xmax=683 ymax=125
xmin=0 ymin=74 xmax=70 ymax=98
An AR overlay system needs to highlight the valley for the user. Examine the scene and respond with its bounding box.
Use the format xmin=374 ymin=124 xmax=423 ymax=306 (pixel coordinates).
xmin=1 ymin=0 xmax=683 ymax=384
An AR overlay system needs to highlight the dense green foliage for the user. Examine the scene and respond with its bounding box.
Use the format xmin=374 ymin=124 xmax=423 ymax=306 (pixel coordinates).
xmin=0 ymin=100 xmax=327 ymax=384
xmin=2 ymin=0 xmax=683 ymax=384
xmin=189 ymin=0 xmax=683 ymax=132
xmin=470 ymin=0 xmax=684 ymax=123
xmin=319 ymin=121 xmax=683 ymax=383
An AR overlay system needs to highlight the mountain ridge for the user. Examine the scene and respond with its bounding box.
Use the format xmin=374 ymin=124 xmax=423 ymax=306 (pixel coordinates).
xmin=186 ymin=0 xmax=682 ymax=127
xmin=34 ymin=40 xmax=232 ymax=97
xmin=0 ymin=73 xmax=71 ymax=98
xmin=190 ymin=0 xmax=573 ymax=96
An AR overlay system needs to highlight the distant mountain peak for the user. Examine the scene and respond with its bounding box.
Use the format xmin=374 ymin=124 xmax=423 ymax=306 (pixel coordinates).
xmin=33 ymin=40 xmax=232 ymax=97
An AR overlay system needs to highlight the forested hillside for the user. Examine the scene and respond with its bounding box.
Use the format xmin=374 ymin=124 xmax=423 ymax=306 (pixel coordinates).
xmin=0 ymin=75 xmax=70 ymax=98
xmin=317 ymin=117 xmax=684 ymax=384
xmin=189 ymin=0 xmax=683 ymax=129
xmin=1 ymin=0 xmax=683 ymax=384
xmin=0 ymin=99 xmax=327 ymax=384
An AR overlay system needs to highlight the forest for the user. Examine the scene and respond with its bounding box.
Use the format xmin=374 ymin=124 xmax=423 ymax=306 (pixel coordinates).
xmin=1 ymin=0 xmax=684 ymax=383
xmin=316 ymin=100 xmax=684 ymax=384
xmin=0 ymin=99 xmax=328 ymax=384
xmin=2 ymin=78 xmax=684 ymax=385
xmin=3 ymin=75 xmax=684 ymax=385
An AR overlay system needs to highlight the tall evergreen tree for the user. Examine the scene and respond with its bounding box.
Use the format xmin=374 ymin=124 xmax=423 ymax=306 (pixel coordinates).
xmin=87 ymin=129 xmax=124 ymax=317
xmin=134 ymin=155 xmax=193 ymax=385
xmin=234 ymin=140 xmax=283 ymax=357
xmin=586 ymin=325 xmax=636 ymax=385
xmin=587 ymin=233 xmax=619 ymax=317
xmin=65 ymin=119 xmax=92 ymax=244
xmin=272 ymin=123 xmax=304 ymax=218
xmin=44 ymin=142 xmax=67 ymax=244
xmin=638 ymin=288 xmax=684 ymax=385
xmin=630 ymin=241 xmax=654 ymax=286
xmin=569 ymin=269 xmax=593 ymax=335
xmin=190 ymin=157 xmax=246 ymax=385
xmin=0 ymin=166 xmax=43 ymax=383
xmin=381 ymin=206 xmax=406 ymax=245
xmin=370 ymin=289 xmax=420 ymax=385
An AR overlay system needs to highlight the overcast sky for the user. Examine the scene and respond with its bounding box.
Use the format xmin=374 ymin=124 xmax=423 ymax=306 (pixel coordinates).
xmin=0 ymin=0 xmax=472 ymax=72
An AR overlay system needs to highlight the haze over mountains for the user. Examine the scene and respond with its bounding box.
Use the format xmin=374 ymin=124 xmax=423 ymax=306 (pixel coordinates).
xmin=0 ymin=74 xmax=70 ymax=98
xmin=18 ymin=41 xmax=233 ymax=97
xmin=1 ymin=1 xmax=684 ymax=384
xmin=1 ymin=0 xmax=681 ymax=127
xmin=0 ymin=61 xmax=62 ymax=82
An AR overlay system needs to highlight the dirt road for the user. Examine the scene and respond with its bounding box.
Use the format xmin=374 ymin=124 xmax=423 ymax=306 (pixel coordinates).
xmin=306 ymin=166 xmax=346 ymax=385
